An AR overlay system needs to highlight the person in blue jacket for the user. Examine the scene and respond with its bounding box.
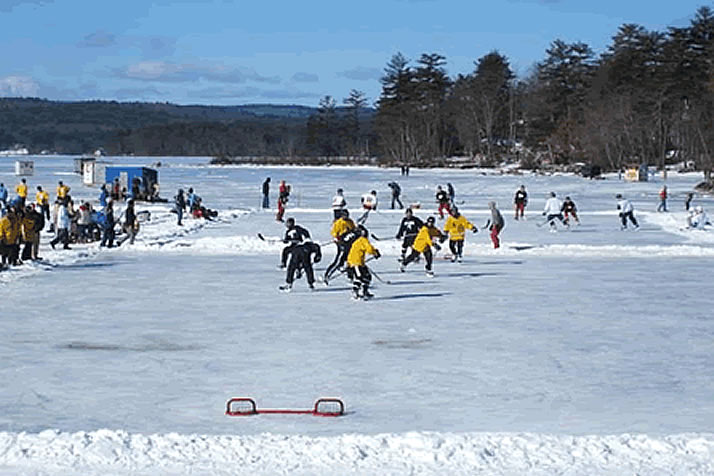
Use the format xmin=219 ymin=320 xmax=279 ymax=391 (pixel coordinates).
xmin=0 ymin=183 xmax=7 ymax=210
xmin=98 ymin=185 xmax=108 ymax=208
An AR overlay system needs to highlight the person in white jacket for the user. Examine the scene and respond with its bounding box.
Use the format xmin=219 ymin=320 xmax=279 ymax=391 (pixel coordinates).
xmin=542 ymin=192 xmax=564 ymax=231
xmin=331 ymin=188 xmax=347 ymax=221
xmin=687 ymin=205 xmax=711 ymax=230
xmin=358 ymin=190 xmax=378 ymax=224
xmin=616 ymin=194 xmax=639 ymax=230
xmin=50 ymin=201 xmax=71 ymax=250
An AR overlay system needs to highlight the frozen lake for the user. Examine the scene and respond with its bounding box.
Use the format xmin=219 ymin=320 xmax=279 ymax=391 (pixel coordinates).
xmin=1 ymin=156 xmax=713 ymax=474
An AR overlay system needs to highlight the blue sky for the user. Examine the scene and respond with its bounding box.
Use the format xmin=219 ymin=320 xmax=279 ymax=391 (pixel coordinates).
xmin=0 ymin=0 xmax=708 ymax=106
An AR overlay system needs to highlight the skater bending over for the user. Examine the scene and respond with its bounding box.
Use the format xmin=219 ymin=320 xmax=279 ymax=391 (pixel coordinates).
xmin=616 ymin=194 xmax=639 ymax=230
xmin=280 ymin=241 xmax=322 ymax=292
xmin=401 ymin=216 xmax=445 ymax=277
xmin=280 ymin=217 xmax=310 ymax=268
xmin=561 ymin=196 xmax=580 ymax=226
xmin=358 ymin=190 xmax=378 ymax=224
xmin=346 ymin=225 xmax=380 ymax=300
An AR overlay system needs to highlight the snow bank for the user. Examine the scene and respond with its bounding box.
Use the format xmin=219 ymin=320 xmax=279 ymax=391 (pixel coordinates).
xmin=0 ymin=430 xmax=712 ymax=476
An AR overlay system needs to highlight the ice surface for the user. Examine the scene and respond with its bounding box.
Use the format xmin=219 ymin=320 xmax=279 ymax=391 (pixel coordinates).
xmin=1 ymin=156 xmax=713 ymax=474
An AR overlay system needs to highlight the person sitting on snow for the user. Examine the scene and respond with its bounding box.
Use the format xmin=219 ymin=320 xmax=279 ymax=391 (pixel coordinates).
xmin=687 ymin=205 xmax=711 ymax=230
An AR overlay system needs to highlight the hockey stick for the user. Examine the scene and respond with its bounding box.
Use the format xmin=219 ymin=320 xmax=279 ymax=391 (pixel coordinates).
xmin=323 ymin=255 xmax=376 ymax=283
xmin=257 ymin=233 xmax=283 ymax=243
xmin=367 ymin=264 xmax=392 ymax=285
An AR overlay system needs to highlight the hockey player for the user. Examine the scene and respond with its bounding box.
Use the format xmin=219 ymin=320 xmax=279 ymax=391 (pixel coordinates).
xmin=401 ymin=216 xmax=445 ymax=277
xmin=616 ymin=194 xmax=639 ymax=230
xmin=395 ymin=208 xmax=424 ymax=262
xmin=280 ymin=240 xmax=322 ymax=292
xmin=279 ymin=217 xmax=310 ymax=268
xmin=358 ymin=190 xmax=378 ymax=224
xmin=276 ymin=180 xmax=290 ymax=222
xmin=685 ymin=192 xmax=694 ymax=211
xmin=331 ymin=188 xmax=347 ymax=220
xmin=561 ymin=196 xmax=580 ymax=226
xmin=485 ymin=201 xmax=505 ymax=249
xmin=443 ymin=207 xmax=476 ymax=262
xmin=387 ymin=182 xmax=404 ymax=209
xmin=542 ymin=192 xmax=564 ymax=231
xmin=324 ymin=209 xmax=356 ymax=283
xmin=686 ymin=205 xmax=711 ymax=230
xmin=514 ymin=185 xmax=528 ymax=220
xmin=435 ymin=186 xmax=450 ymax=219
xmin=346 ymin=225 xmax=380 ymax=300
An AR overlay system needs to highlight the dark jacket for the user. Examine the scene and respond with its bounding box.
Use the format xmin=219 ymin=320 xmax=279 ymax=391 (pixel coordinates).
xmin=396 ymin=216 xmax=424 ymax=239
xmin=283 ymin=224 xmax=310 ymax=245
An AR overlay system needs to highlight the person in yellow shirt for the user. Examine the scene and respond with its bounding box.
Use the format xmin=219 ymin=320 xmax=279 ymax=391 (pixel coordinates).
xmin=36 ymin=186 xmax=51 ymax=221
xmin=56 ymin=180 xmax=71 ymax=200
xmin=324 ymin=209 xmax=357 ymax=284
xmin=443 ymin=207 xmax=477 ymax=263
xmin=346 ymin=225 xmax=380 ymax=300
xmin=400 ymin=216 xmax=445 ymax=277
xmin=15 ymin=178 xmax=28 ymax=207
xmin=0 ymin=207 xmax=22 ymax=266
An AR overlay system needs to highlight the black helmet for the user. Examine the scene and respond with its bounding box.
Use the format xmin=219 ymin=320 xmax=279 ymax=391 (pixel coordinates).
xmin=427 ymin=216 xmax=435 ymax=224
xmin=286 ymin=217 xmax=295 ymax=227
xmin=357 ymin=224 xmax=368 ymax=237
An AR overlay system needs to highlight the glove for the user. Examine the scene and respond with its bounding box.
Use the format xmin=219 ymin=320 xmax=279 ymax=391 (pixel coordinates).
xmin=313 ymin=254 xmax=321 ymax=264
xmin=433 ymin=243 xmax=441 ymax=251
xmin=542 ymin=212 xmax=546 ymax=216
xmin=472 ymin=227 xmax=478 ymax=234
xmin=374 ymin=250 xmax=381 ymax=259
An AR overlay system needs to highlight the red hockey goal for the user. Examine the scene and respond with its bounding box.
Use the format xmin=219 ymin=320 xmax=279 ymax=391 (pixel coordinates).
xmin=225 ymin=398 xmax=345 ymax=417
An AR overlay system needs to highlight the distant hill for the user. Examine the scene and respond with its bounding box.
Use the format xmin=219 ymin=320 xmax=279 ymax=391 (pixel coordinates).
xmin=0 ymin=98 xmax=374 ymax=156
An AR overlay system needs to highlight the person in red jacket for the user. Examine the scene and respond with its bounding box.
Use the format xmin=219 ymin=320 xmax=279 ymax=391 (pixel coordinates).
xmin=657 ymin=185 xmax=668 ymax=212
xmin=276 ymin=180 xmax=290 ymax=222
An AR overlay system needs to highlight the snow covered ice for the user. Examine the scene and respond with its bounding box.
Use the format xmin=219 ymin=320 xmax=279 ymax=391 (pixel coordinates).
xmin=1 ymin=156 xmax=714 ymax=475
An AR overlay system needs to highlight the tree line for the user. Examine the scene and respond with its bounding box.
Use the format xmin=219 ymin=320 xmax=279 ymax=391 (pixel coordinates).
xmin=368 ymin=6 xmax=714 ymax=179
xmin=1 ymin=6 xmax=713 ymax=179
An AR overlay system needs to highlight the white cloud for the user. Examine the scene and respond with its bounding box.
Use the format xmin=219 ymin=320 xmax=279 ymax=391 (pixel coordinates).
xmin=119 ymin=61 xmax=280 ymax=84
xmin=0 ymin=0 xmax=52 ymax=12
xmin=0 ymin=76 xmax=40 ymax=96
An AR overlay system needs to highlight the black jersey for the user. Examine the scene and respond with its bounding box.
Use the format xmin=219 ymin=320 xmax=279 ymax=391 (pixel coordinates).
xmin=284 ymin=225 xmax=310 ymax=245
xmin=396 ymin=216 xmax=424 ymax=239
xmin=514 ymin=190 xmax=528 ymax=204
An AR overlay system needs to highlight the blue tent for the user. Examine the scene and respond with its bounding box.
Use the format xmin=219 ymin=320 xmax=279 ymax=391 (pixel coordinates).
xmin=105 ymin=166 xmax=158 ymax=200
